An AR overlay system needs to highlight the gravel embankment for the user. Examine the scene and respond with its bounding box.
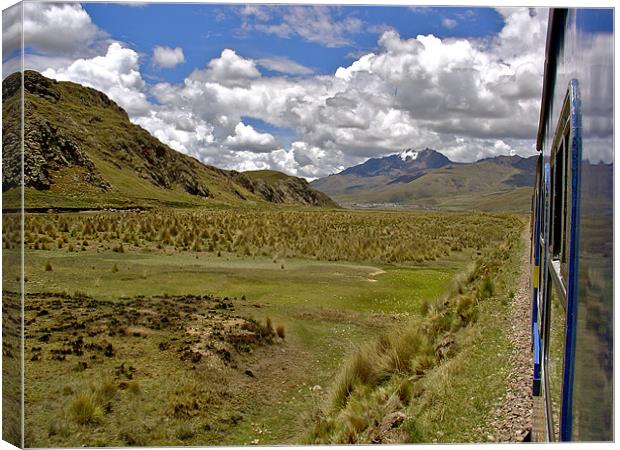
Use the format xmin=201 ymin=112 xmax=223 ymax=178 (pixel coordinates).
xmin=489 ymin=234 xmax=534 ymax=442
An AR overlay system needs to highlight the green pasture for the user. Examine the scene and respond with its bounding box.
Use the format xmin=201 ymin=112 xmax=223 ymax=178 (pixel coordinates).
xmin=22 ymin=246 xmax=466 ymax=446
xmin=25 ymin=249 xmax=465 ymax=315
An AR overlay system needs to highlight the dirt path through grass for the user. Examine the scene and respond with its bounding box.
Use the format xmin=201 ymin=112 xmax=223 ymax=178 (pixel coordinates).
xmin=215 ymin=331 xmax=320 ymax=445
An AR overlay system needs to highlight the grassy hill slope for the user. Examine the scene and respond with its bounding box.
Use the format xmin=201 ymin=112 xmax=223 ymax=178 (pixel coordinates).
xmin=2 ymin=71 xmax=337 ymax=210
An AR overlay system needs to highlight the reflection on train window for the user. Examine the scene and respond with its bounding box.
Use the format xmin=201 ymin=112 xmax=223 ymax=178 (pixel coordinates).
xmin=547 ymin=286 xmax=566 ymax=441
xmin=550 ymin=142 xmax=564 ymax=258
xmin=549 ymin=98 xmax=572 ymax=281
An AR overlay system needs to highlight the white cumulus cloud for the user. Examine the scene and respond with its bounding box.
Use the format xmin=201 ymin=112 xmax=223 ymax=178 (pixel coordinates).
xmin=189 ymin=49 xmax=260 ymax=86
xmin=224 ymin=122 xmax=279 ymax=153
xmin=4 ymin=3 xmax=102 ymax=56
xmin=42 ymin=42 xmax=150 ymax=116
xmin=152 ymin=46 xmax=185 ymax=69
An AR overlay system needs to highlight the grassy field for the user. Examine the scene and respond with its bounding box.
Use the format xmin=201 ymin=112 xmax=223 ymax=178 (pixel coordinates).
xmin=15 ymin=208 xmax=512 ymax=263
xmin=2 ymin=208 xmax=525 ymax=446
xmin=307 ymin=224 xmax=525 ymax=444
xmin=2 ymin=214 xmax=22 ymax=447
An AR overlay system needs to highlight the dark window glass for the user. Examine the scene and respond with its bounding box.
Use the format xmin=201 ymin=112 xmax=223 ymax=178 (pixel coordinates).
xmin=551 ymin=144 xmax=564 ymax=259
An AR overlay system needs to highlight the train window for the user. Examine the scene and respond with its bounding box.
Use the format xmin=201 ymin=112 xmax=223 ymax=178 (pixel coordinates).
xmin=550 ymin=145 xmax=563 ymax=257
xmin=550 ymin=122 xmax=570 ymax=264
xmin=549 ymin=89 xmax=574 ymax=284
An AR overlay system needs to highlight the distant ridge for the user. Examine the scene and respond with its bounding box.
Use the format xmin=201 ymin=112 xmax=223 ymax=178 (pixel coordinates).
xmin=311 ymin=148 xmax=537 ymax=212
xmin=2 ymin=71 xmax=338 ymax=209
xmin=340 ymin=148 xmax=451 ymax=177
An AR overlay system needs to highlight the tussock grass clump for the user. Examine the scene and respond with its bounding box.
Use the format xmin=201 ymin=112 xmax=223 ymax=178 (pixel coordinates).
xmin=44 ymin=260 xmax=53 ymax=272
xmin=380 ymin=328 xmax=434 ymax=377
xmin=396 ymin=379 xmax=415 ymax=405
xmin=331 ymin=344 xmax=378 ymax=411
xmin=93 ymin=380 xmax=118 ymax=404
xmin=418 ymin=299 xmax=431 ymax=316
xmin=260 ymin=319 xmax=275 ymax=342
xmin=425 ymin=302 xmax=455 ymax=339
xmin=175 ymin=423 xmax=195 ymax=441
xmin=68 ymin=392 xmax=103 ymax=425
xmin=455 ymin=294 xmax=479 ymax=326
xmin=276 ymin=325 xmax=285 ymax=339
xmin=119 ymin=429 xmax=147 ymax=446
xmin=480 ymin=277 xmax=495 ymax=300
xmin=127 ymin=381 xmax=141 ymax=395
xmin=67 ymin=379 xmax=117 ymax=426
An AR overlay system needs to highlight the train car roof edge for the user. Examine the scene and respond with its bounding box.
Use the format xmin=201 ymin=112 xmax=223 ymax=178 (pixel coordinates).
xmin=536 ymin=9 xmax=568 ymax=152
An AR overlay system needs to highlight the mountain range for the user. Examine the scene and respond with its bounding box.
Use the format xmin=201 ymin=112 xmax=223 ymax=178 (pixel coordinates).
xmin=311 ymin=148 xmax=537 ymax=212
xmin=2 ymin=71 xmax=337 ymax=210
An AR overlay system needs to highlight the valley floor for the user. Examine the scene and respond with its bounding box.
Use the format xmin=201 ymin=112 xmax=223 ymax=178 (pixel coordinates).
xmin=2 ymin=208 xmax=526 ymax=446
xmin=14 ymin=248 xmax=464 ymax=446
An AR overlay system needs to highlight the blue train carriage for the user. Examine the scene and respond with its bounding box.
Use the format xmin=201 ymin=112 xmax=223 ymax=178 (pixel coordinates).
xmin=531 ymin=8 xmax=613 ymax=442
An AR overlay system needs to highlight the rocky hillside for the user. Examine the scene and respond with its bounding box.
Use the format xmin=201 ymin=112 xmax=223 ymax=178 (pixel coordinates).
xmin=2 ymin=71 xmax=338 ymax=210
xmin=311 ymin=149 xmax=536 ymax=213
xmin=236 ymin=170 xmax=335 ymax=206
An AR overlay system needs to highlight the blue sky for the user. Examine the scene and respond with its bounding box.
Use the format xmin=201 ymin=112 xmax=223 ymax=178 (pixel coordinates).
xmin=83 ymin=4 xmax=505 ymax=84
xmin=3 ymin=3 xmax=567 ymax=178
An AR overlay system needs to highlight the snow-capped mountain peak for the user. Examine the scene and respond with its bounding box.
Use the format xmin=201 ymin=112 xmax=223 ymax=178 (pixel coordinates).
xmin=400 ymin=149 xmax=418 ymax=161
